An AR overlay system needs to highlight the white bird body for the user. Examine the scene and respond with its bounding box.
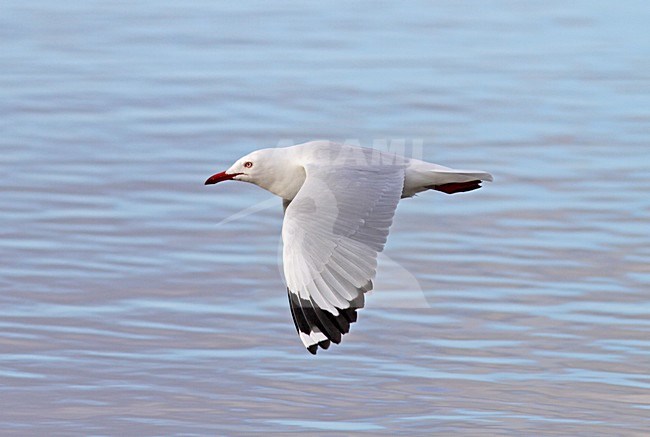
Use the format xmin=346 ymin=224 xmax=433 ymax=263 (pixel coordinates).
xmin=205 ymin=141 xmax=492 ymax=354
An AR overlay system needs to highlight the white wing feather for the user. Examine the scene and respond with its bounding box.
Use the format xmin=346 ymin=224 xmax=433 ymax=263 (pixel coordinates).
xmin=282 ymin=163 xmax=405 ymax=353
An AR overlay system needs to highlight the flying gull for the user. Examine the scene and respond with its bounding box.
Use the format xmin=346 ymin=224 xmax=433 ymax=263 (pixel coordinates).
xmin=205 ymin=141 xmax=492 ymax=354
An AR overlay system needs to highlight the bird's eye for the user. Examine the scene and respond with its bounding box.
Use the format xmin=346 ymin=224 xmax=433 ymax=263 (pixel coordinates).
xmin=244 ymin=161 xmax=253 ymax=168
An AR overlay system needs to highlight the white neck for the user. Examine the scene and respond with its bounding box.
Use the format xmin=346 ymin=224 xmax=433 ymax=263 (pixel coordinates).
xmin=252 ymin=148 xmax=306 ymax=200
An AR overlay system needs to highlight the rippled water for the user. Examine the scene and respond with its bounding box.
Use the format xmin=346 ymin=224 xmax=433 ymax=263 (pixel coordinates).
xmin=2 ymin=0 xmax=650 ymax=434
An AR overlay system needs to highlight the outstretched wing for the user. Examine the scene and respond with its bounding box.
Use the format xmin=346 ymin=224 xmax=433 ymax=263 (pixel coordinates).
xmin=282 ymin=163 xmax=405 ymax=354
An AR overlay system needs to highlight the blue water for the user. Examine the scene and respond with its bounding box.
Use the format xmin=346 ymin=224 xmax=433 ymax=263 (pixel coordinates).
xmin=1 ymin=0 xmax=649 ymax=434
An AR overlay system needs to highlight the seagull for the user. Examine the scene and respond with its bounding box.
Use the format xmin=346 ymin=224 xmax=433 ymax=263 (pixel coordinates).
xmin=205 ymin=141 xmax=492 ymax=354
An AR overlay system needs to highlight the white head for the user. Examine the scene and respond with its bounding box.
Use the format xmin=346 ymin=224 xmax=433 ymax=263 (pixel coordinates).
xmin=205 ymin=148 xmax=305 ymax=199
xmin=205 ymin=149 xmax=270 ymax=185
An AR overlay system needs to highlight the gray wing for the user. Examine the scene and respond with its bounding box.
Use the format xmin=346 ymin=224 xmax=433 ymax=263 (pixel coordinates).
xmin=282 ymin=163 xmax=405 ymax=354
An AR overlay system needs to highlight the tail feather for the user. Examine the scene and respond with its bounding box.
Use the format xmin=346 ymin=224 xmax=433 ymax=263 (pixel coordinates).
xmin=402 ymin=160 xmax=493 ymax=198
xmin=427 ymin=169 xmax=492 ymax=194
xmin=430 ymin=168 xmax=493 ymax=183
xmin=427 ymin=180 xmax=483 ymax=194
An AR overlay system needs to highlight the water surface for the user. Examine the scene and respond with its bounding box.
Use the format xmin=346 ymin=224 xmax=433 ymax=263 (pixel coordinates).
xmin=1 ymin=0 xmax=649 ymax=434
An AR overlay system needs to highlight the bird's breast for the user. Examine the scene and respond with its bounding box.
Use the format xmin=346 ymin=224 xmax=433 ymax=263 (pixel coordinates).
xmin=264 ymin=165 xmax=307 ymax=200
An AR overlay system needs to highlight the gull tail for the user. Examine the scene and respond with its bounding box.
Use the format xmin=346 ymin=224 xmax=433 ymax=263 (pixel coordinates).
xmin=403 ymin=162 xmax=493 ymax=197
xmin=426 ymin=169 xmax=493 ymax=194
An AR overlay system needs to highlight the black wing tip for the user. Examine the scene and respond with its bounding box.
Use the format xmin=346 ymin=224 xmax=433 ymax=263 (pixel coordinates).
xmin=319 ymin=340 xmax=331 ymax=350
xmin=288 ymin=282 xmax=373 ymax=355
xmin=288 ymin=288 xmax=364 ymax=355
xmin=306 ymin=339 xmax=331 ymax=355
